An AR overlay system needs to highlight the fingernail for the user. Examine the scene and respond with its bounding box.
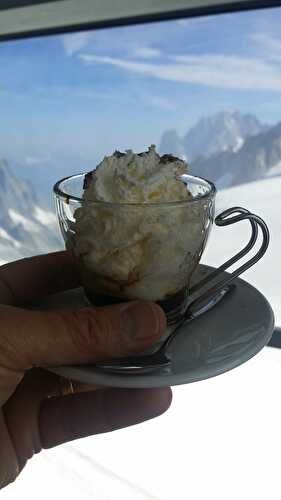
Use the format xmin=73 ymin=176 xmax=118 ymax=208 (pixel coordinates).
xmin=121 ymin=301 xmax=166 ymax=341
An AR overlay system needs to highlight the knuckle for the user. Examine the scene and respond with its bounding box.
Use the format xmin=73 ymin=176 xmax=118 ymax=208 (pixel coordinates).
xmin=65 ymin=308 xmax=110 ymax=358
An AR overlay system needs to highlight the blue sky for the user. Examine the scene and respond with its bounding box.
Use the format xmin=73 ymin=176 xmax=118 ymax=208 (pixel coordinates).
xmin=2 ymin=6 xmax=281 ymax=177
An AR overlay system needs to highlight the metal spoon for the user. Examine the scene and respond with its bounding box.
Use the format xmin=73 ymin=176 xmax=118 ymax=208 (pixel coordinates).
xmin=95 ymin=285 xmax=235 ymax=375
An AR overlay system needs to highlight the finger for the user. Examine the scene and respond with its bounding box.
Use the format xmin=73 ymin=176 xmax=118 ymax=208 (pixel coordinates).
xmin=2 ymin=368 xmax=61 ymax=471
xmin=2 ymin=376 xmax=98 ymax=486
xmin=39 ymin=387 xmax=173 ymax=449
xmin=0 ymin=301 xmax=167 ymax=371
xmin=0 ymin=251 xmax=80 ymax=306
xmin=2 ymin=368 xmax=103 ymax=470
xmin=0 ymin=412 xmax=20 ymax=489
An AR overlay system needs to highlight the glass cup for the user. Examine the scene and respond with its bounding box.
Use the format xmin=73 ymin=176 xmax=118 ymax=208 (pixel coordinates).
xmin=53 ymin=173 xmax=269 ymax=324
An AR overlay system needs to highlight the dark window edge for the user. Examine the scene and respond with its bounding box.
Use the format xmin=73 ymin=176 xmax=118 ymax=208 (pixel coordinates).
xmin=267 ymin=328 xmax=281 ymax=349
xmin=1 ymin=0 xmax=281 ymax=43
xmin=0 ymin=0 xmax=62 ymax=11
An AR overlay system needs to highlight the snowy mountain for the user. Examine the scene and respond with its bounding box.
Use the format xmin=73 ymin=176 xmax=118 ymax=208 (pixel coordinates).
xmin=190 ymin=120 xmax=281 ymax=188
xmin=158 ymin=129 xmax=186 ymax=159
xmin=0 ymin=159 xmax=62 ymax=263
xmin=183 ymin=111 xmax=267 ymax=161
xmin=159 ymin=111 xmax=268 ymax=162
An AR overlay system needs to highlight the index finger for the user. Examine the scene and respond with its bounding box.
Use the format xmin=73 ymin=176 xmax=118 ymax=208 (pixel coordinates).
xmin=0 ymin=251 xmax=80 ymax=306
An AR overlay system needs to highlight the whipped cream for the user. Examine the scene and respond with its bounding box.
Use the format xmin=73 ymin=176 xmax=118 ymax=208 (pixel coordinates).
xmin=72 ymin=145 xmax=207 ymax=302
xmin=82 ymin=145 xmax=190 ymax=203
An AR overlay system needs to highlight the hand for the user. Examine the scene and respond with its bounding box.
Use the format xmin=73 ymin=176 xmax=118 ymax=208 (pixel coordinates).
xmin=0 ymin=251 xmax=172 ymax=490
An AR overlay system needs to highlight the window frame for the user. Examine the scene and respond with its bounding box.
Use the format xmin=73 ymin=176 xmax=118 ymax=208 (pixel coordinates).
xmin=1 ymin=0 xmax=281 ymax=42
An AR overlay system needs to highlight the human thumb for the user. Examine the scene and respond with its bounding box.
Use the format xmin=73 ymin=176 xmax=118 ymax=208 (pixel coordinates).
xmin=0 ymin=301 xmax=166 ymax=371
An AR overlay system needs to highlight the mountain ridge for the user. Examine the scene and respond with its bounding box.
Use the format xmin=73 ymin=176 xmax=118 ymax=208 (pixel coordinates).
xmin=159 ymin=110 xmax=269 ymax=163
xmin=190 ymin=119 xmax=281 ymax=188
xmin=0 ymin=159 xmax=62 ymax=263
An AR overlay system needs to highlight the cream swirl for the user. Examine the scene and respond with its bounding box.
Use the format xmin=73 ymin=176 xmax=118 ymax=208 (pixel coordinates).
xmin=72 ymin=146 xmax=206 ymax=301
xmin=82 ymin=145 xmax=190 ymax=203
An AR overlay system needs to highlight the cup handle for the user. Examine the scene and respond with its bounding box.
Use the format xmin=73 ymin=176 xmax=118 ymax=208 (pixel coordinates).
xmin=188 ymin=206 xmax=270 ymax=306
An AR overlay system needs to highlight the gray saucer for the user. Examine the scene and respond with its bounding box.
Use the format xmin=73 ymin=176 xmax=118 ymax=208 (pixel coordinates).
xmin=31 ymin=265 xmax=274 ymax=388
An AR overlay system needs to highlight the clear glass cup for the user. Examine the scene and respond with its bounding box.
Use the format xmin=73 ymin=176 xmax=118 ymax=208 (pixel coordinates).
xmin=54 ymin=173 xmax=216 ymax=323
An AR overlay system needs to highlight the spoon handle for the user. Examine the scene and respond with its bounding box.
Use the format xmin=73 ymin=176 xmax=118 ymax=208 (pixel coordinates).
xmin=161 ymin=284 xmax=235 ymax=352
xmin=95 ymin=285 xmax=234 ymax=374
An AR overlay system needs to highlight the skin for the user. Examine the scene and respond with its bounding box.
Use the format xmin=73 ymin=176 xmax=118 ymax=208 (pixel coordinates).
xmin=0 ymin=251 xmax=172 ymax=490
